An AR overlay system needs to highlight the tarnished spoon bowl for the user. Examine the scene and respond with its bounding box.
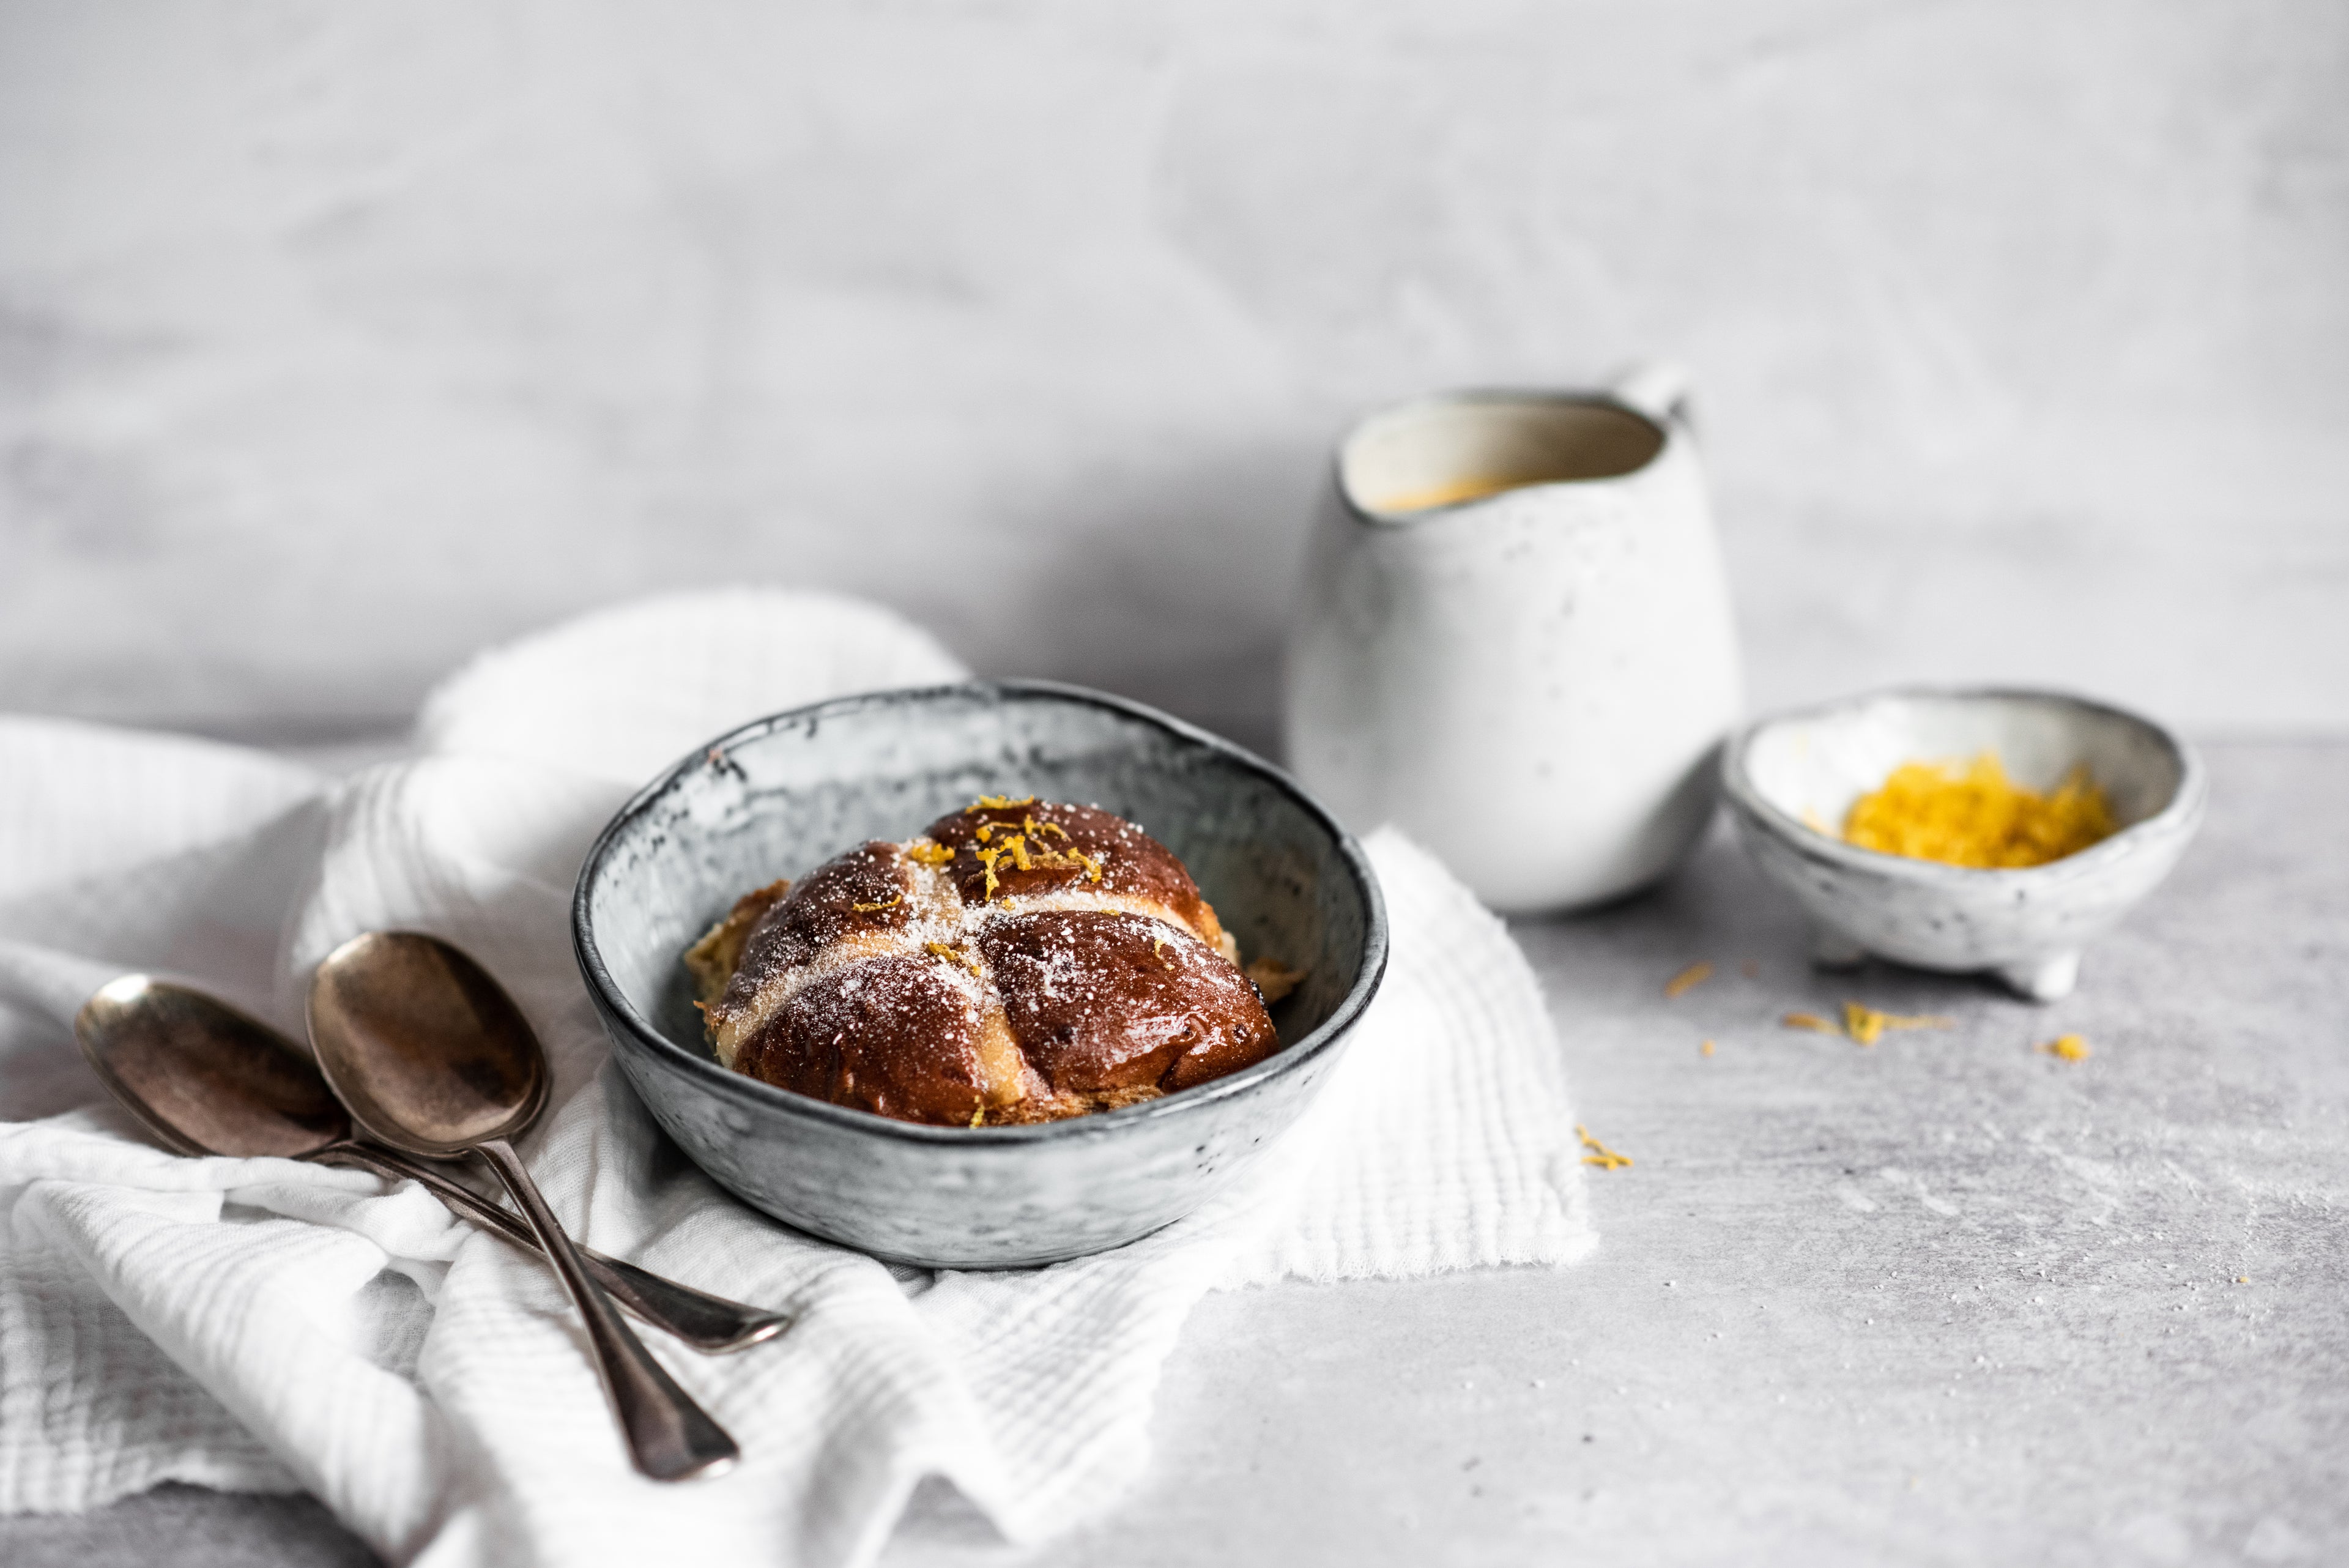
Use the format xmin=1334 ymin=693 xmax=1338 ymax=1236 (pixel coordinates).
xmin=306 ymin=934 xmax=548 ymax=1157
xmin=308 ymin=931 xmax=740 ymax=1482
xmin=76 ymin=976 xmax=348 ymax=1157
xmin=72 ymin=974 xmax=783 ymax=1353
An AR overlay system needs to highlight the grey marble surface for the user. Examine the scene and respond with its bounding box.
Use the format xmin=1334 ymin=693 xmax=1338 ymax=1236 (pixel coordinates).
xmin=6 ymin=738 xmax=2343 ymax=1566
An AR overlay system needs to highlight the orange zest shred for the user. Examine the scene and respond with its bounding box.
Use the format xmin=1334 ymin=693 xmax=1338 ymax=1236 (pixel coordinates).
xmin=963 ymin=816 xmax=1099 ymax=902
xmin=1781 ymin=1006 xmax=1951 ymax=1044
xmin=1781 ymin=1003 xmax=1953 ymax=1044
xmin=1701 ymin=1039 xmax=1716 ymax=1057
xmin=1151 ymin=935 xmax=1177 ymax=971
xmin=1577 ymin=1124 xmax=1633 ymax=1171
xmin=2038 ymin=1033 xmax=2091 ymax=1062
xmin=1664 ymin=961 xmax=1713 ymax=1000
xmin=973 ymin=794 xmax=1036 ymax=811
xmin=852 ymin=895 xmax=902 ymax=913
xmin=1842 ymin=1000 xmax=1954 ymax=1046
xmin=970 ymin=1104 xmax=985 ymax=1128
xmin=927 ymin=940 xmax=981 ymax=976
xmin=1842 ymin=751 xmax=2117 ymax=869
xmin=904 ymin=841 xmax=955 ymax=866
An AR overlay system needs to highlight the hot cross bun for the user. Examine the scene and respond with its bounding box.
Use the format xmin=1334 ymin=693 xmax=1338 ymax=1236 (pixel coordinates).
xmin=686 ymin=797 xmax=1284 ymax=1126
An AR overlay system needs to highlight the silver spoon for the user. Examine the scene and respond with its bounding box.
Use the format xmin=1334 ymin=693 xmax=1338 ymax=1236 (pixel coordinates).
xmin=73 ymin=974 xmax=787 ymax=1354
xmin=306 ymin=931 xmax=740 ymax=1482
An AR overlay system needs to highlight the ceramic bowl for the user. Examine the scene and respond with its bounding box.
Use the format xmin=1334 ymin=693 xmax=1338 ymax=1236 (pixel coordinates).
xmin=1721 ymin=688 xmax=2205 ymax=1001
xmin=572 ymin=682 xmax=1388 ymax=1269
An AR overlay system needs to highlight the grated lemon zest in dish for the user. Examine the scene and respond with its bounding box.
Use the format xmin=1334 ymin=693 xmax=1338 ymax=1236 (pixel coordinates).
xmin=852 ymin=895 xmax=903 ymax=913
xmin=2038 ymin=1033 xmax=2092 ymax=1062
xmin=1664 ymin=961 xmax=1713 ymax=999
xmin=1577 ymin=1124 xmax=1633 ymax=1171
xmin=1842 ymin=1001 xmax=1953 ymax=1046
xmin=1842 ymin=751 xmax=2117 ymax=869
xmin=1701 ymin=1039 xmax=1716 ymax=1057
xmin=1783 ymin=1012 xmax=1840 ymax=1035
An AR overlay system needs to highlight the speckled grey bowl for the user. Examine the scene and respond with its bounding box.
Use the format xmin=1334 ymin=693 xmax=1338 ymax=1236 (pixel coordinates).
xmin=573 ymin=682 xmax=1387 ymax=1269
xmin=1722 ymin=687 xmax=2205 ymax=1001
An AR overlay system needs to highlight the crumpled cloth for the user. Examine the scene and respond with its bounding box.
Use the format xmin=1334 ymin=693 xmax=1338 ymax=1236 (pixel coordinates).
xmin=0 ymin=589 xmax=1595 ymax=1567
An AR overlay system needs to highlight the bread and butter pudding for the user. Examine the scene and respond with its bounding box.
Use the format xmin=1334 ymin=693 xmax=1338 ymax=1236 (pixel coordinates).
xmin=685 ymin=796 xmax=1299 ymax=1127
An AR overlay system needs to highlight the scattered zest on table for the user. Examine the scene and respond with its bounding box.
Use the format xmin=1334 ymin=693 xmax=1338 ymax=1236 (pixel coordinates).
xmin=1841 ymin=1001 xmax=1953 ymax=1046
xmin=2038 ymin=1033 xmax=2092 ymax=1062
xmin=1780 ymin=1005 xmax=1953 ymax=1046
xmin=1576 ymin=1124 xmax=1633 ymax=1171
xmin=1664 ymin=960 xmax=1713 ymax=999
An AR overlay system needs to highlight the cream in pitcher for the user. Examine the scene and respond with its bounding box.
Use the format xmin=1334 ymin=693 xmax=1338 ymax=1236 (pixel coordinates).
xmin=1284 ymin=363 xmax=1742 ymax=912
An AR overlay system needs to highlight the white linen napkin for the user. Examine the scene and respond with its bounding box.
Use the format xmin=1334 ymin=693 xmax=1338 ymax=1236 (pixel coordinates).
xmin=0 ymin=590 xmax=1595 ymax=1567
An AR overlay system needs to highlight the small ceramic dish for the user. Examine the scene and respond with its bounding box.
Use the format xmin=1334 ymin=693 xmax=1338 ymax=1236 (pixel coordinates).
xmin=573 ymin=682 xmax=1387 ymax=1269
xmin=1721 ymin=688 xmax=2205 ymax=1001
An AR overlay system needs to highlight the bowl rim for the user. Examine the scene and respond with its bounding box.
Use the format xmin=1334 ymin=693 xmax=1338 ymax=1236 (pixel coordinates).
xmin=571 ymin=678 xmax=1391 ymax=1145
xmin=1720 ymin=685 xmax=2208 ymax=883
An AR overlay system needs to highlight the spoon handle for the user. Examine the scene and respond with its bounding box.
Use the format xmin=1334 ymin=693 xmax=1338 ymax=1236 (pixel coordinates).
xmin=308 ymin=1143 xmax=789 ymax=1353
xmin=473 ymin=1135 xmax=741 ymax=1481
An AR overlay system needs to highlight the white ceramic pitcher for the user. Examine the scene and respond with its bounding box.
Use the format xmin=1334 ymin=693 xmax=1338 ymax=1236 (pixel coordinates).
xmin=1283 ymin=365 xmax=1742 ymax=912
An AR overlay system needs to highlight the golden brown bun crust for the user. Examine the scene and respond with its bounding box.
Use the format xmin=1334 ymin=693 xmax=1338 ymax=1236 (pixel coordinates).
xmin=923 ymin=800 xmax=1222 ymax=949
xmin=695 ymin=800 xmax=1278 ymax=1126
xmin=714 ymin=842 xmax=911 ymax=1020
xmin=979 ymin=910 xmax=1275 ymax=1095
xmin=737 ymin=954 xmax=987 ymax=1125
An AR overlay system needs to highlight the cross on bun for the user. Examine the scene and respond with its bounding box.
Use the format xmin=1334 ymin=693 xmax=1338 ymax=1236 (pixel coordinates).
xmin=686 ymin=797 xmax=1283 ymax=1126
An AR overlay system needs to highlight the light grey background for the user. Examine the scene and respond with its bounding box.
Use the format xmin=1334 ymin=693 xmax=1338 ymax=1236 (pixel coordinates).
xmin=4 ymin=1 xmax=2345 ymax=749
